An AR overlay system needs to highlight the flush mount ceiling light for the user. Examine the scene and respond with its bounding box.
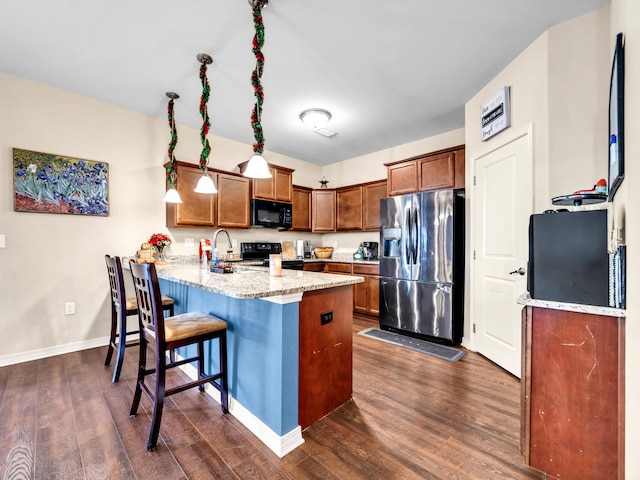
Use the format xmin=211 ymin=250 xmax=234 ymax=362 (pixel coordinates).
xmin=163 ymin=92 xmax=183 ymax=204
xmin=243 ymin=0 xmax=272 ymax=179
xmin=194 ymin=53 xmax=218 ymax=194
xmin=299 ymin=109 xmax=331 ymax=130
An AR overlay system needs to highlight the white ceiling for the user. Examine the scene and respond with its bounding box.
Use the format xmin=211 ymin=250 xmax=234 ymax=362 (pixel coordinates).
xmin=0 ymin=0 xmax=609 ymax=166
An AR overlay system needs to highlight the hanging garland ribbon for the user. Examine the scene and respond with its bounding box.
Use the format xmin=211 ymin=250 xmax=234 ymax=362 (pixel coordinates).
xmin=251 ymin=2 xmax=265 ymax=154
xmin=166 ymin=98 xmax=178 ymax=188
xmin=199 ymin=61 xmax=211 ymax=171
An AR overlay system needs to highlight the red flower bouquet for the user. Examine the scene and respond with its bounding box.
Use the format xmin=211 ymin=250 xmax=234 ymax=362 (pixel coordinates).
xmin=149 ymin=233 xmax=172 ymax=263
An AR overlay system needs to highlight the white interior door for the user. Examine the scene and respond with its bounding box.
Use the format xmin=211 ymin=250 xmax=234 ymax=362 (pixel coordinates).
xmin=473 ymin=131 xmax=532 ymax=378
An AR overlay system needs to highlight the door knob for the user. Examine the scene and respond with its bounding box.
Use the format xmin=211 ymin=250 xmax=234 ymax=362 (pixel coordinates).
xmin=509 ymin=267 xmax=526 ymax=276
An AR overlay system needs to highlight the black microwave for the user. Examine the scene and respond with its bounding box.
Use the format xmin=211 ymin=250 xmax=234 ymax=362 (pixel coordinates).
xmin=251 ymin=199 xmax=292 ymax=229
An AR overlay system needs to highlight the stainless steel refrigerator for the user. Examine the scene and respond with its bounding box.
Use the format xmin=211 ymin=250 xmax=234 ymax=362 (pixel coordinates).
xmin=379 ymin=189 xmax=465 ymax=344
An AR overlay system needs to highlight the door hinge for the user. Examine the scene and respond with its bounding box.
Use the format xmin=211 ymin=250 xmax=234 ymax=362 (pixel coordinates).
xmin=473 ymin=323 xmax=476 ymax=333
xmin=473 ymin=250 xmax=476 ymax=260
xmin=473 ymin=175 xmax=476 ymax=186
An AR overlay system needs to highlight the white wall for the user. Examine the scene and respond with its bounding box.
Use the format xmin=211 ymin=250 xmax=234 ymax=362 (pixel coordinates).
xmin=609 ymin=0 xmax=639 ymax=476
xmin=0 ymin=71 xmax=325 ymax=362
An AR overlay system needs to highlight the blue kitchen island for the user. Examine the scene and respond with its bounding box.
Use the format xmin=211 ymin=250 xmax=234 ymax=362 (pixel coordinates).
xmin=150 ymin=261 xmax=363 ymax=457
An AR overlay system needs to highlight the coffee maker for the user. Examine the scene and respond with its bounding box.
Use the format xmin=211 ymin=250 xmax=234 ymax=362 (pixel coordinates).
xmin=362 ymin=241 xmax=379 ymax=260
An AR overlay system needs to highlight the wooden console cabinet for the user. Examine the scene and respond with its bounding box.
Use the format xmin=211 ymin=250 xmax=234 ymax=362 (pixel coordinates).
xmin=522 ymin=306 xmax=624 ymax=480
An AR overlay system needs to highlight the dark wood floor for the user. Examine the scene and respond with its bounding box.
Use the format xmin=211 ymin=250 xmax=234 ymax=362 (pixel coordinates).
xmin=0 ymin=315 xmax=544 ymax=479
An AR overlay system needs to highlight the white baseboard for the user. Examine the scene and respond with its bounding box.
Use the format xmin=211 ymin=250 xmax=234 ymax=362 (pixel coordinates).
xmin=179 ymin=359 xmax=304 ymax=457
xmin=0 ymin=336 xmax=110 ymax=368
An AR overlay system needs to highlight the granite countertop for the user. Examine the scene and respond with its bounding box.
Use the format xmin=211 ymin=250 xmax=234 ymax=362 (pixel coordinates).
xmin=304 ymin=253 xmax=379 ymax=265
xmin=131 ymin=257 xmax=364 ymax=300
xmin=517 ymin=292 xmax=626 ymax=318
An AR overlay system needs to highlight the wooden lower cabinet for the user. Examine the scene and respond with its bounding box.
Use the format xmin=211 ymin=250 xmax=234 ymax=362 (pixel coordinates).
xmin=522 ymin=306 xmax=624 ymax=480
xmin=303 ymin=262 xmax=325 ymax=272
xmin=353 ymin=264 xmax=380 ymax=316
xmin=298 ymin=286 xmax=353 ymax=429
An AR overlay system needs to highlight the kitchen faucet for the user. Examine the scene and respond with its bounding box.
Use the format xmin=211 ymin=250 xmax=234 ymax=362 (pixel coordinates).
xmin=212 ymin=229 xmax=233 ymax=252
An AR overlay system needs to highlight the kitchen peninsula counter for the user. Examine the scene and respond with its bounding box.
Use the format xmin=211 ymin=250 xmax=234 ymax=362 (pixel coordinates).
xmin=155 ymin=261 xmax=363 ymax=299
xmin=133 ymin=258 xmax=362 ymax=458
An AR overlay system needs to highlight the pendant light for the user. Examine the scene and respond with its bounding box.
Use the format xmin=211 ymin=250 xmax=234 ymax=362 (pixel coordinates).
xmin=194 ymin=53 xmax=218 ymax=194
xmin=243 ymin=0 xmax=272 ymax=179
xmin=163 ymin=92 xmax=183 ymax=203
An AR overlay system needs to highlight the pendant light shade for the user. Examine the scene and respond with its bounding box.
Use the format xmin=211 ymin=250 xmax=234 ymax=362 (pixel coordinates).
xmin=194 ymin=172 xmax=217 ymax=194
xmin=243 ymin=154 xmax=272 ymax=179
xmin=163 ymin=187 xmax=183 ymax=203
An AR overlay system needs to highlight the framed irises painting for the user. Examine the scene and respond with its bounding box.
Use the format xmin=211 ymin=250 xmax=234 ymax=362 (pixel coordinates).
xmin=13 ymin=148 xmax=109 ymax=216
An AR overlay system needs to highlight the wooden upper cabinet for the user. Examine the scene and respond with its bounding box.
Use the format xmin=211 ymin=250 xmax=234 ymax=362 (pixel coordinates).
xmin=312 ymin=189 xmax=336 ymax=232
xmin=239 ymin=162 xmax=294 ymax=203
xmin=418 ymin=151 xmax=455 ymax=191
xmin=454 ymin=147 xmax=466 ymax=189
xmin=166 ymin=162 xmax=216 ymax=228
xmin=363 ymin=180 xmax=387 ymax=231
xmin=387 ymin=160 xmax=418 ymax=196
xmin=292 ymin=185 xmax=312 ymax=231
xmin=336 ymin=186 xmax=363 ymax=231
xmin=216 ymin=172 xmax=250 ymax=229
xmin=385 ymin=145 xmax=465 ymax=196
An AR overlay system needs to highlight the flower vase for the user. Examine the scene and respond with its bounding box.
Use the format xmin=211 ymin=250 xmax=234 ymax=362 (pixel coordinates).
xmin=155 ymin=246 xmax=167 ymax=264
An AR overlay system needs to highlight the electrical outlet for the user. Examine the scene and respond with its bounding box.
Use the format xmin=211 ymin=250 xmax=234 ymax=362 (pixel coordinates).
xmin=0 ymin=234 xmax=5 ymax=248
xmin=185 ymin=238 xmax=195 ymax=247
xmin=320 ymin=311 xmax=333 ymax=326
xmin=64 ymin=302 xmax=76 ymax=315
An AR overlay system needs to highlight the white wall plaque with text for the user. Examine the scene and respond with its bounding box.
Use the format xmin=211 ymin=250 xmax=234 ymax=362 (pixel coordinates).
xmin=481 ymin=86 xmax=511 ymax=141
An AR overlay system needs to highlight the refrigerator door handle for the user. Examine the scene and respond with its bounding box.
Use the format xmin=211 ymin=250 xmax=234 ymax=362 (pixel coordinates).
xmin=405 ymin=207 xmax=412 ymax=265
xmin=412 ymin=206 xmax=419 ymax=264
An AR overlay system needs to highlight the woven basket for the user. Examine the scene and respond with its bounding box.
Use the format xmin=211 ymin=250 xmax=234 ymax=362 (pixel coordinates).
xmin=313 ymin=247 xmax=333 ymax=259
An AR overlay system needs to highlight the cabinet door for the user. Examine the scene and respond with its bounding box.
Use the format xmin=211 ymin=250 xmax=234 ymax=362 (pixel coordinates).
xmin=274 ymin=168 xmax=293 ymax=202
xmin=312 ymin=189 xmax=336 ymax=232
xmin=366 ymin=275 xmax=380 ymax=315
xmin=292 ymin=186 xmax=312 ymax=231
xmin=216 ymin=173 xmax=250 ymax=228
xmin=454 ymin=147 xmax=466 ymax=189
xmin=166 ymin=164 xmax=215 ymax=227
xmin=251 ymin=165 xmax=293 ymax=202
xmin=353 ymin=279 xmax=368 ymax=314
xmin=418 ymin=152 xmax=455 ymax=191
xmin=387 ymin=160 xmax=417 ymax=196
xmin=363 ymin=181 xmax=387 ymax=231
xmin=336 ymin=186 xmax=363 ymax=231
xmin=252 ymin=168 xmax=275 ymax=200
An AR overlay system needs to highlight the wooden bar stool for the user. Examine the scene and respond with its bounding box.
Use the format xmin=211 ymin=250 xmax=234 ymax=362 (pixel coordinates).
xmin=128 ymin=260 xmax=228 ymax=451
xmin=104 ymin=255 xmax=175 ymax=383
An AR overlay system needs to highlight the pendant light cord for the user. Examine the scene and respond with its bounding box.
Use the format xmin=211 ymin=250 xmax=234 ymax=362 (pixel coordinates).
xmin=251 ymin=2 xmax=265 ymax=154
xmin=199 ymin=61 xmax=211 ymax=171
xmin=166 ymin=97 xmax=178 ymax=188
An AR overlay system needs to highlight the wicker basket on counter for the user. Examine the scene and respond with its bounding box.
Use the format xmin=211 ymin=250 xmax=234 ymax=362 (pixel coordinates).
xmin=313 ymin=247 xmax=334 ymax=259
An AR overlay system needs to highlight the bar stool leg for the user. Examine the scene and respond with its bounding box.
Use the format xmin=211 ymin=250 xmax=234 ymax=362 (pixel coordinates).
xmin=147 ymin=349 xmax=167 ymax=451
xmin=219 ymin=332 xmax=229 ymax=413
xmin=130 ymin=338 xmax=147 ymax=417
xmin=104 ymin=306 xmax=117 ymax=367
